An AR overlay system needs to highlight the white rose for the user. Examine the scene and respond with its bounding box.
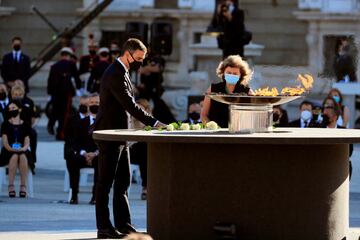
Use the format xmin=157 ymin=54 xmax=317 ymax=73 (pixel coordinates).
xmin=179 ymin=123 xmax=190 ymax=130
xmin=166 ymin=124 xmax=175 ymax=131
xmin=206 ymin=121 xmax=219 ymax=130
xmin=191 ymin=123 xmax=201 ymax=130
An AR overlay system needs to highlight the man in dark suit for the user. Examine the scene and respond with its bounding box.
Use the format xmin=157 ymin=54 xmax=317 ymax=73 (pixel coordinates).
xmin=1 ymin=37 xmax=31 ymax=92
xmin=289 ymin=100 xmax=317 ymax=128
xmin=94 ymin=38 xmax=165 ymax=239
xmin=47 ymin=47 xmax=82 ymax=140
xmin=65 ymin=94 xmax=99 ymax=205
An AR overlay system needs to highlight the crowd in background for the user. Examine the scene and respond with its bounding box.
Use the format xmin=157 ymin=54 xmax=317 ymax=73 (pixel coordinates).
xmin=0 ymin=31 xmax=357 ymax=200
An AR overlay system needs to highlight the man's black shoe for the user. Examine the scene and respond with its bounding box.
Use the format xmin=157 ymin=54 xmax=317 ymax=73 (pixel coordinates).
xmin=116 ymin=223 xmax=137 ymax=234
xmin=97 ymin=228 xmax=126 ymax=239
xmin=69 ymin=197 xmax=78 ymax=205
xmin=89 ymin=196 xmax=96 ymax=205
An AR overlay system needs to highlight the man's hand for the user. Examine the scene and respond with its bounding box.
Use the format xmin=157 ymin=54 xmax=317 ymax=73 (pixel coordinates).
xmin=85 ymin=152 xmax=96 ymax=166
xmin=154 ymin=121 xmax=167 ymax=128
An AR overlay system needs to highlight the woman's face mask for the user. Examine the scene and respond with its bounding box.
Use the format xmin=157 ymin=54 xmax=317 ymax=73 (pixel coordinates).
xmin=224 ymin=73 xmax=240 ymax=85
xmin=332 ymin=95 xmax=340 ymax=104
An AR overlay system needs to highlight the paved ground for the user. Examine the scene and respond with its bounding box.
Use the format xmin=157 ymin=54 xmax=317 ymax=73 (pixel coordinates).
xmin=1 ymin=93 xmax=360 ymax=239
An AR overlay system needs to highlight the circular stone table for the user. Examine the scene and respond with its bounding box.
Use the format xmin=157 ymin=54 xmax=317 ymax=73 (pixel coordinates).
xmin=93 ymin=128 xmax=360 ymax=240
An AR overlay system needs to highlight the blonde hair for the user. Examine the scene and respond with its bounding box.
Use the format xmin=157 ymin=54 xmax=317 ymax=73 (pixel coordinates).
xmin=216 ymin=55 xmax=252 ymax=86
xmin=11 ymin=84 xmax=25 ymax=97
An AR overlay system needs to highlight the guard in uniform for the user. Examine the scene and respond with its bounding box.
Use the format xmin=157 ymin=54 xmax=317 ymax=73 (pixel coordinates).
xmin=47 ymin=47 xmax=82 ymax=140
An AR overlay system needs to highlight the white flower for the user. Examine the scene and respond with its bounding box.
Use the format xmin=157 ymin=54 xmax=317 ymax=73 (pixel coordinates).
xmin=191 ymin=123 xmax=201 ymax=130
xmin=179 ymin=123 xmax=190 ymax=130
xmin=206 ymin=121 xmax=219 ymax=130
xmin=166 ymin=124 xmax=175 ymax=131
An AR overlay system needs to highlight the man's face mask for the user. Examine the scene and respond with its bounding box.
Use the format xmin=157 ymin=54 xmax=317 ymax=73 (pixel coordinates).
xmin=89 ymin=105 xmax=99 ymax=115
xmin=0 ymin=92 xmax=7 ymax=101
xmin=128 ymin=52 xmax=143 ymax=71
xmin=13 ymin=44 xmax=21 ymax=51
xmin=78 ymin=104 xmax=88 ymax=114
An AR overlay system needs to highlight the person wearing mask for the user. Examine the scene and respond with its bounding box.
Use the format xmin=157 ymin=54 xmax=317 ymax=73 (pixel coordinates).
xmin=273 ymin=105 xmax=288 ymax=127
xmin=0 ymin=100 xmax=32 ymax=198
xmin=289 ymin=100 xmax=317 ymax=128
xmin=87 ymin=47 xmax=111 ymax=93
xmin=47 ymin=47 xmax=82 ymax=140
xmin=9 ymin=84 xmax=38 ymax=170
xmin=64 ymin=95 xmax=89 ymax=201
xmin=1 ymin=37 xmax=31 ymax=92
xmin=183 ymin=103 xmax=202 ymax=124
xmin=327 ymin=88 xmax=350 ymax=128
xmin=201 ymin=55 xmax=253 ymax=128
xmin=79 ymin=37 xmax=100 ymax=76
xmin=93 ymin=38 xmax=166 ymax=238
xmin=67 ymin=94 xmax=99 ymax=205
xmin=215 ymin=0 xmax=250 ymax=58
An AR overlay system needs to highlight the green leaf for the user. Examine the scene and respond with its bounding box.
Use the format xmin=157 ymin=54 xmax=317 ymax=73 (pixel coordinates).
xmin=144 ymin=126 xmax=152 ymax=131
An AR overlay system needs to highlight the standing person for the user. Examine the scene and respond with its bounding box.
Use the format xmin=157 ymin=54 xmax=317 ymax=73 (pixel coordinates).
xmin=79 ymin=38 xmax=100 ymax=76
xmin=1 ymin=37 xmax=31 ymax=92
xmin=47 ymin=47 xmax=82 ymax=140
xmin=0 ymin=83 xmax=9 ymax=121
xmin=215 ymin=0 xmax=250 ymax=58
xmin=87 ymin=47 xmax=111 ymax=93
xmin=201 ymin=55 xmax=253 ymax=128
xmin=94 ymin=38 xmax=165 ymax=239
xmin=334 ymin=39 xmax=357 ymax=82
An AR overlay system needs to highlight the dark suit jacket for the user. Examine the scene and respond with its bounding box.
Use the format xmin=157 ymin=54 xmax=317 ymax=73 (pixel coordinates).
xmin=87 ymin=60 xmax=110 ymax=93
xmin=289 ymin=118 xmax=318 ymax=128
xmin=47 ymin=59 xmax=81 ymax=98
xmin=77 ymin=116 xmax=97 ymax=153
xmin=1 ymin=52 xmax=31 ymax=92
xmin=94 ymin=60 xmax=157 ymax=132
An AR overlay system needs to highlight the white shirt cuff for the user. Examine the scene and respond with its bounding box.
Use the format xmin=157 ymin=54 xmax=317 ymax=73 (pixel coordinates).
xmin=80 ymin=150 xmax=86 ymax=156
xmin=153 ymin=121 xmax=158 ymax=127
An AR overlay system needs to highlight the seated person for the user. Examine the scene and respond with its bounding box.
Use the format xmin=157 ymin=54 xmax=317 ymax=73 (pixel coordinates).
xmin=10 ymin=82 xmax=39 ymax=167
xmin=0 ymin=100 xmax=32 ymax=197
xmin=289 ymin=100 xmax=317 ymax=128
xmin=201 ymin=55 xmax=253 ymax=128
xmin=273 ymin=105 xmax=288 ymax=127
xmin=65 ymin=94 xmax=99 ymax=204
xmin=130 ymin=98 xmax=151 ymax=200
xmin=183 ymin=103 xmax=202 ymax=124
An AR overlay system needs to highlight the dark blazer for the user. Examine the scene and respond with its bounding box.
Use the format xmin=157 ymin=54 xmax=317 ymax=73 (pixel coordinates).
xmin=77 ymin=116 xmax=97 ymax=153
xmin=1 ymin=52 xmax=31 ymax=92
xmin=79 ymin=54 xmax=100 ymax=75
xmin=87 ymin=60 xmax=110 ymax=93
xmin=47 ymin=59 xmax=81 ymax=97
xmin=94 ymin=60 xmax=157 ymax=131
xmin=288 ymin=118 xmax=318 ymax=128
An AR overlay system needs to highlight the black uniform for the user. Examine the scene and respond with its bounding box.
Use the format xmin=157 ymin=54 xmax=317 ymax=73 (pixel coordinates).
xmin=1 ymin=51 xmax=31 ymax=92
xmin=87 ymin=60 xmax=110 ymax=93
xmin=79 ymin=54 xmax=100 ymax=75
xmin=47 ymin=59 xmax=81 ymax=140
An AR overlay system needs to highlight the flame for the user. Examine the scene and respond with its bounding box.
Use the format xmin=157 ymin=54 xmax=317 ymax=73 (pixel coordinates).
xmin=253 ymin=73 xmax=314 ymax=96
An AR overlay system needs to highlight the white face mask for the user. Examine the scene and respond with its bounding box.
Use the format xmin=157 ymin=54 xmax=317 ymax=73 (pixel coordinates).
xmin=301 ymin=110 xmax=312 ymax=121
xmin=228 ymin=3 xmax=235 ymax=12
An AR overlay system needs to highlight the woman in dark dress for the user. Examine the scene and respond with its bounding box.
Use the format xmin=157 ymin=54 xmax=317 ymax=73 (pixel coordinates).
xmin=0 ymin=100 xmax=32 ymax=197
xmin=201 ymin=55 xmax=253 ymax=128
